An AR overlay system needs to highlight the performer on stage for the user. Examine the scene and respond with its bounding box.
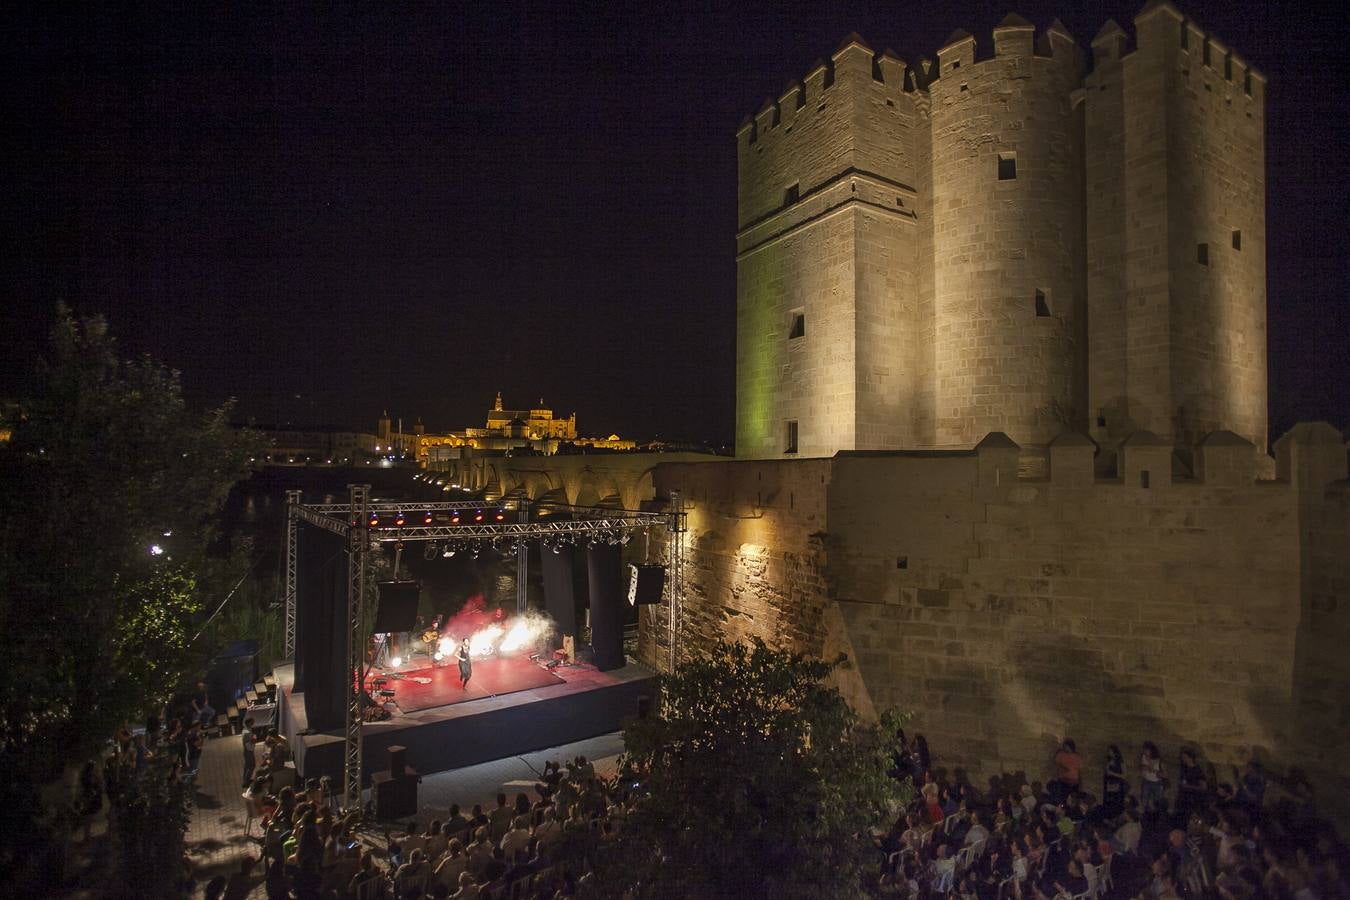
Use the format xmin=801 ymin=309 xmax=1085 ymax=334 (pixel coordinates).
xmin=457 ymin=638 xmax=473 ymax=688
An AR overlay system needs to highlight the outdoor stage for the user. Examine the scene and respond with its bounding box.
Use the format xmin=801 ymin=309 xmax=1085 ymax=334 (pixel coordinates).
xmin=274 ymin=655 xmax=655 ymax=783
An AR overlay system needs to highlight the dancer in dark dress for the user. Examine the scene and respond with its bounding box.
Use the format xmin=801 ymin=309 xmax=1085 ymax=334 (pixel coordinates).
xmin=457 ymin=638 xmax=473 ymax=688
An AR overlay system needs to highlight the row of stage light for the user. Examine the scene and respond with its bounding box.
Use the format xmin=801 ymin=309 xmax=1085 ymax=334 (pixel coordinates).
xmin=366 ymin=507 xmax=511 ymax=529
xmin=409 ymin=528 xmax=633 ymax=562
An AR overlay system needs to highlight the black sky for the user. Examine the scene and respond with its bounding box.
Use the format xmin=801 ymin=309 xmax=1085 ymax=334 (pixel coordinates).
xmin=4 ymin=1 xmax=1347 ymax=443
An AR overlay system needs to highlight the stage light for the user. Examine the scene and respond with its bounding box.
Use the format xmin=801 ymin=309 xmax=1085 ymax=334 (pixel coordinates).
xmin=423 ymin=512 xmax=433 ymax=525
xmin=619 ymin=532 xmax=631 ymax=545
xmin=474 ymin=511 xmax=484 ymax=522
xmin=390 ymin=656 xmax=403 ymax=668
xmin=162 ymin=530 xmax=173 ymax=537
xmin=433 ymin=651 xmax=444 ymax=661
xmin=395 ymin=512 xmax=406 ymax=527
xmin=495 ymin=509 xmax=505 ymax=521
xmin=149 ymin=544 xmax=164 ymax=556
xmin=369 ymin=514 xmax=380 ymax=527
xmin=443 ymin=545 xmax=455 ymax=558
xmin=552 ymin=543 xmax=563 ymax=554
xmin=469 ymin=548 xmax=480 ymax=560
xmin=451 ymin=514 xmax=461 ymax=524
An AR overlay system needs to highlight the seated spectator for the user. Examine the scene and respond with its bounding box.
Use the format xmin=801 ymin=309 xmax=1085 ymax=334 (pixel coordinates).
xmin=394 ymin=848 xmax=431 ymax=898
xmin=347 ymin=850 xmax=383 ymax=898
xmin=1020 ymin=784 xmax=1039 ymax=820
xmin=500 ymin=814 xmax=532 ymax=862
xmin=434 ymin=839 xmax=468 ymax=889
xmin=1051 ymin=858 xmax=1089 ymax=899
xmin=964 ymin=814 xmax=990 ymax=847
xmin=444 ymin=803 xmax=471 ymax=840
xmin=1113 ymin=810 xmax=1142 ymax=854
xmin=450 ymin=870 xmax=480 ymax=899
xmin=465 ymin=826 xmax=493 ymax=876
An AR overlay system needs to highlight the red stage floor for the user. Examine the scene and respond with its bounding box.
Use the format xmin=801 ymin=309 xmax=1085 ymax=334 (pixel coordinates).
xmin=370 ymin=655 xmax=565 ymax=713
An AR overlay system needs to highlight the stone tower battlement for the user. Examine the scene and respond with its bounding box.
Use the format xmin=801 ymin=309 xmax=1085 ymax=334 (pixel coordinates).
xmin=736 ymin=3 xmax=1269 ymax=469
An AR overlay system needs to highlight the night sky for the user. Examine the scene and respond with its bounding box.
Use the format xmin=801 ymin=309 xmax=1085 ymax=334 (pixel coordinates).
xmin=4 ymin=2 xmax=1347 ymax=444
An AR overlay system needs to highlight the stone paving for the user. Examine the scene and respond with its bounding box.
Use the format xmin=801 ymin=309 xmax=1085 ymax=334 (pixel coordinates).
xmin=184 ymin=728 xmax=626 ymax=897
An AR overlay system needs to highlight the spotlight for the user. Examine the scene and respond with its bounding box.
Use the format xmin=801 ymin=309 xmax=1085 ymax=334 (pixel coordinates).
xmin=619 ymin=532 xmax=631 ymax=545
xmin=390 ymin=656 xmax=403 ymax=668
xmin=451 ymin=514 xmax=461 ymax=524
xmin=369 ymin=514 xmax=380 ymax=527
xmin=443 ymin=545 xmax=455 ymax=558
xmin=433 ymin=651 xmax=444 ymax=661
xmin=395 ymin=512 xmax=406 ymax=527
xmin=474 ymin=510 xmax=484 ymax=522
xmin=423 ymin=511 xmax=434 ymax=525
xmin=149 ymin=544 xmax=164 ymax=556
xmin=552 ymin=543 xmax=563 ymax=555
xmin=495 ymin=509 xmax=505 ymax=521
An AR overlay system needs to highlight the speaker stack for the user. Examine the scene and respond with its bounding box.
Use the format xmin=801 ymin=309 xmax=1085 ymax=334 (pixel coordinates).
xmin=372 ymin=744 xmax=419 ymax=820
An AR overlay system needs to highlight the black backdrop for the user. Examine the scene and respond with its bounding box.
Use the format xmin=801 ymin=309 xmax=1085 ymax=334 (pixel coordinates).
xmin=587 ymin=544 xmax=624 ymax=671
xmin=295 ymin=523 xmax=347 ymax=732
xmin=541 ymin=547 xmax=577 ymax=646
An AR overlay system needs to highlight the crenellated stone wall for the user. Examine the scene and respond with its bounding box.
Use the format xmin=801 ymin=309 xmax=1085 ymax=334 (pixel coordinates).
xmin=652 ymin=425 xmax=1349 ymax=817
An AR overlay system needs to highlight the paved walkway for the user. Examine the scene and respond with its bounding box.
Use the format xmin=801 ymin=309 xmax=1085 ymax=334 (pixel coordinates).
xmin=184 ymin=729 xmax=626 ymax=897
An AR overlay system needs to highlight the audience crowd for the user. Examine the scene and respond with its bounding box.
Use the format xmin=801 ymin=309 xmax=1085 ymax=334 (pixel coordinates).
xmin=872 ymin=734 xmax=1346 ymax=900
xmin=223 ymin=753 xmax=626 ymax=899
xmin=72 ymin=706 xmax=1348 ymax=899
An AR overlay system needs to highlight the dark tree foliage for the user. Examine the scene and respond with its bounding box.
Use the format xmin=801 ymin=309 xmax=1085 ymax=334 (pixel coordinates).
xmin=590 ymin=637 xmax=912 ymax=899
xmin=0 ymin=306 xmax=261 ymax=878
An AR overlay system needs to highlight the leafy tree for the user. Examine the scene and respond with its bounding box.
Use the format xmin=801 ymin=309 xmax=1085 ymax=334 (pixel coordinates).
xmin=0 ymin=305 xmax=262 ymax=881
xmin=591 ymin=637 xmax=911 ymax=898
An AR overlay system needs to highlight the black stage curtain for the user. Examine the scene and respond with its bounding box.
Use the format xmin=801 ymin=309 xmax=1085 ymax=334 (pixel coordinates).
xmin=541 ymin=546 xmax=576 ymax=648
xmin=296 ymin=523 xmax=347 ymax=732
xmin=587 ymin=544 xmax=624 ymax=671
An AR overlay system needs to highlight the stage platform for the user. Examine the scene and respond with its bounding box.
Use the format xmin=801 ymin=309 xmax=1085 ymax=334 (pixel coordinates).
xmin=370 ymin=655 xmax=566 ymax=713
xmin=275 ymin=658 xmax=655 ymax=784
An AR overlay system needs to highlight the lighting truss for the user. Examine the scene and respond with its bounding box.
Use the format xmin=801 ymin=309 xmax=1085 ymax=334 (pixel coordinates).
xmin=282 ymin=486 xmax=685 ymax=818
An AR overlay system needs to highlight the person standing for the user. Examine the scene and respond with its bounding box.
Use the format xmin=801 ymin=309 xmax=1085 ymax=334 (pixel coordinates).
xmin=457 ymin=638 xmax=473 ymax=689
xmin=241 ymin=717 xmax=257 ymax=789
xmin=1103 ymin=744 xmax=1128 ymax=818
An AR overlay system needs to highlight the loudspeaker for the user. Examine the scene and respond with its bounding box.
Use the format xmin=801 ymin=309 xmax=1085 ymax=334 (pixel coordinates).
xmin=388 ymin=744 xmax=407 ymax=777
xmin=372 ymin=581 xmax=420 ymax=633
xmin=627 ymin=565 xmax=666 ymax=605
xmin=372 ymin=769 xmax=418 ymax=820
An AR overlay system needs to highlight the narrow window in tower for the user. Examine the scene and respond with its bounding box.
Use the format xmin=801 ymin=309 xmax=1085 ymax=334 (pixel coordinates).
xmin=1035 ymin=289 xmax=1051 ymax=317
xmin=998 ymin=152 xmax=1017 ymax=180
xmin=1203 ymin=41 xmax=1211 ymax=67
xmin=784 ymin=182 xmax=799 ymax=207
xmin=1231 ymin=230 xmax=1242 ymax=250
xmin=1140 ymin=470 xmax=1151 ymax=489
xmin=1180 ymin=20 xmax=1188 ymax=49
xmin=1197 ymin=243 xmax=1209 ymax=265
xmin=789 ymin=311 xmax=805 ymax=340
xmin=785 ymin=420 xmax=799 ymax=454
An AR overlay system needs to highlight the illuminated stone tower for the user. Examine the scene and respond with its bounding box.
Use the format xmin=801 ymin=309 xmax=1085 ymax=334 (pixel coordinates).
xmin=735 ymin=2 xmax=1267 ymax=461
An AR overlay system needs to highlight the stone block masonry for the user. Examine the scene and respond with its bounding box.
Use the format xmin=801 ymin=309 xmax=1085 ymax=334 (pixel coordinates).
xmin=737 ymin=3 xmax=1267 ymax=463
xmin=653 ymin=424 xmax=1350 ymax=822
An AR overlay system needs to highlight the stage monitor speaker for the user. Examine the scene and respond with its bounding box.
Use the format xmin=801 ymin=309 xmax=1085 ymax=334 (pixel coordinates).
xmin=388 ymin=744 xmax=407 ymax=777
xmin=373 ymin=581 xmax=420 ymax=633
xmin=627 ymin=565 xmax=666 ymax=605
